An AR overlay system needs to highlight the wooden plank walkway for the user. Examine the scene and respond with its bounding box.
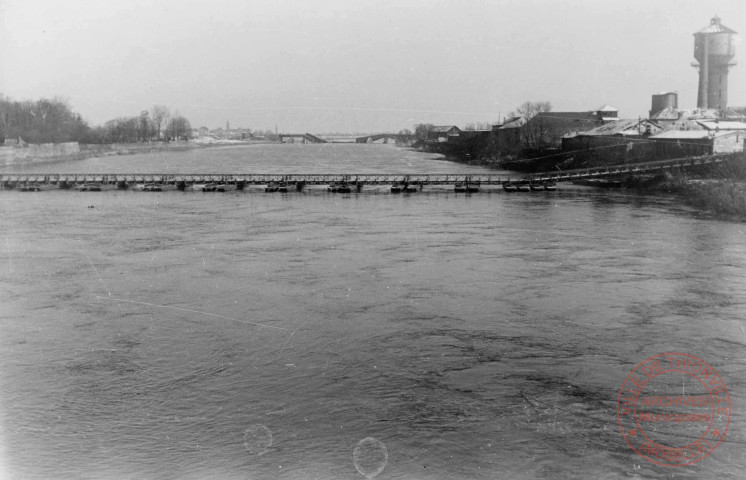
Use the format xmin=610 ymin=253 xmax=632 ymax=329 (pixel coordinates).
xmin=0 ymin=154 xmax=732 ymax=188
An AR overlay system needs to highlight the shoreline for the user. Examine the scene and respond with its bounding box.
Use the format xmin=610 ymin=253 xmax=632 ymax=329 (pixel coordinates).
xmin=622 ymin=172 xmax=746 ymax=221
xmin=1 ymin=140 xmax=278 ymax=169
xmin=438 ymin=149 xmax=746 ymax=220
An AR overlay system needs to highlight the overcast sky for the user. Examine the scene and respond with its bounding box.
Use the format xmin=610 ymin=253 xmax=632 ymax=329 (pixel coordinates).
xmin=1 ymin=0 xmax=745 ymax=133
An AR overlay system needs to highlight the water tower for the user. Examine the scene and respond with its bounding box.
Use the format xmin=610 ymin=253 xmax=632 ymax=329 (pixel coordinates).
xmin=692 ymin=16 xmax=737 ymax=110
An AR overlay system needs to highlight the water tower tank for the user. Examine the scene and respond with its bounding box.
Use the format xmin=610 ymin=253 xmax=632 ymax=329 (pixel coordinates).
xmin=693 ymin=16 xmax=738 ymax=109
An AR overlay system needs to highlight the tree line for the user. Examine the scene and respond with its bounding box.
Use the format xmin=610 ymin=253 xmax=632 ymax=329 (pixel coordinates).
xmin=0 ymin=95 xmax=90 ymax=144
xmin=89 ymin=106 xmax=191 ymax=143
xmin=0 ymin=95 xmax=191 ymax=144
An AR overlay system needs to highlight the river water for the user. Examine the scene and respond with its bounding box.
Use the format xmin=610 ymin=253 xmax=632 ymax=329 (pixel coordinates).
xmin=1 ymin=144 xmax=745 ymax=479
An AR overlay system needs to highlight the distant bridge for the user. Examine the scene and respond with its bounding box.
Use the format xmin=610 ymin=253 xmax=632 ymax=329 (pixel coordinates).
xmin=355 ymin=133 xmax=413 ymax=144
xmin=0 ymin=154 xmax=732 ymax=189
xmin=278 ymin=133 xmax=327 ymax=143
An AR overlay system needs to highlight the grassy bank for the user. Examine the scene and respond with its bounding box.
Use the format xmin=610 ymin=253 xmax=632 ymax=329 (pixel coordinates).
xmin=623 ymin=156 xmax=746 ymax=220
xmin=682 ymin=180 xmax=746 ymax=219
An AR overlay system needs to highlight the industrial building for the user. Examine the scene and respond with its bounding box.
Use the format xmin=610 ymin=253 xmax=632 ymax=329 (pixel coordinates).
xmin=650 ymin=130 xmax=743 ymax=155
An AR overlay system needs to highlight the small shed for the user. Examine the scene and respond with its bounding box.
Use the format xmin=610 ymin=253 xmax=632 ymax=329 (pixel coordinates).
xmin=592 ymin=105 xmax=619 ymax=121
xmin=3 ymin=137 xmax=26 ymax=147
xmin=428 ymin=126 xmax=461 ymax=142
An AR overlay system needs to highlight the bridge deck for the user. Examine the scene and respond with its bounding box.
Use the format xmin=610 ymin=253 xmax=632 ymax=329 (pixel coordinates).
xmin=0 ymin=154 xmax=731 ymax=187
xmin=277 ymin=133 xmax=327 ymax=143
xmin=356 ymin=133 xmax=412 ymax=143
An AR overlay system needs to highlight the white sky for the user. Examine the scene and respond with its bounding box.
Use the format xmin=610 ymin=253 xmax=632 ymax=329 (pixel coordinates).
xmin=1 ymin=0 xmax=745 ymax=133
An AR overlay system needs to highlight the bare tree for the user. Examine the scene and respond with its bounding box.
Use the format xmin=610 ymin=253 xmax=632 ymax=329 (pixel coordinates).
xmin=413 ymin=123 xmax=435 ymax=146
xmin=166 ymin=111 xmax=192 ymax=141
xmin=105 ymin=116 xmax=139 ymax=143
xmin=138 ymin=110 xmax=151 ymax=142
xmin=0 ymin=95 xmax=91 ymax=143
xmin=510 ymin=101 xmax=552 ymax=122
xmin=509 ymin=101 xmax=552 ymax=149
xmin=151 ymin=105 xmax=170 ymax=141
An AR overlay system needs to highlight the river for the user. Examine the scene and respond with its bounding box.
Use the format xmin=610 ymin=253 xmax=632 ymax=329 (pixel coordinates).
xmin=1 ymin=143 xmax=745 ymax=479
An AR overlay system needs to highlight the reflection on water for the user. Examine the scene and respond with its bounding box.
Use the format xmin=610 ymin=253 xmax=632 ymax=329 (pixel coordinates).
xmin=1 ymin=145 xmax=745 ymax=479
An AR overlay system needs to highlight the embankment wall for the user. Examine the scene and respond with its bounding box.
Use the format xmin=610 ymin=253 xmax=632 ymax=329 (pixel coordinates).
xmin=1 ymin=142 xmax=195 ymax=167
xmin=1 ymin=142 xmax=81 ymax=166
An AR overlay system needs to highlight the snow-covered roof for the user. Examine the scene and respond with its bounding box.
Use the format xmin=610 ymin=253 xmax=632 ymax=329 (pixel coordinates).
xmin=496 ymin=117 xmax=526 ymax=129
xmin=579 ymin=118 xmax=661 ymax=136
xmin=697 ymin=121 xmax=746 ymax=130
xmin=650 ymin=107 xmax=681 ymax=120
xmin=651 ymin=130 xmax=736 ymax=140
xmin=432 ymin=125 xmax=461 ymax=133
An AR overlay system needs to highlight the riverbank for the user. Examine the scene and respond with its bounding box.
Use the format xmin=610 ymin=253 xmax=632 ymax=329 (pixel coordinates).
xmin=1 ymin=139 xmax=277 ymax=168
xmin=451 ymin=147 xmax=746 ymax=220
xmin=622 ymin=157 xmax=746 ymax=220
xmin=635 ymin=176 xmax=746 ymax=220
xmin=446 ymin=148 xmax=746 ymax=220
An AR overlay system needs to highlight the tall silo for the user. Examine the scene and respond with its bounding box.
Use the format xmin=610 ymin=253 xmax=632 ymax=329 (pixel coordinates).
xmin=693 ymin=16 xmax=737 ymax=110
xmin=650 ymin=92 xmax=678 ymax=117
